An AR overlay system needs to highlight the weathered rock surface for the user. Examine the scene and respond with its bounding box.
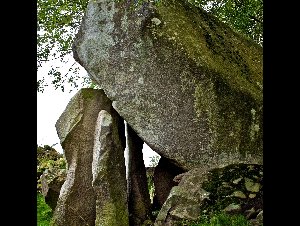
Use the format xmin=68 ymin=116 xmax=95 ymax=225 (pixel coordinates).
xmin=92 ymin=110 xmax=129 ymax=226
xmin=40 ymin=168 xmax=66 ymax=210
xmin=154 ymin=163 xmax=263 ymax=225
xmin=154 ymin=168 xmax=209 ymax=226
xmin=73 ymin=0 xmax=263 ymax=170
xmin=126 ymin=123 xmax=151 ymax=226
xmin=223 ymin=203 xmax=242 ymax=214
xmin=153 ymin=157 xmax=185 ymax=209
xmin=52 ymin=88 xmax=118 ymax=226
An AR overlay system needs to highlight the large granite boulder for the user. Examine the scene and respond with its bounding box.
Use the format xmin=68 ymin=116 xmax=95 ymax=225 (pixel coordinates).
xmin=52 ymin=88 xmax=120 ymax=226
xmin=155 ymin=163 xmax=263 ymax=225
xmin=73 ymin=0 xmax=263 ymax=170
xmin=92 ymin=110 xmax=129 ymax=226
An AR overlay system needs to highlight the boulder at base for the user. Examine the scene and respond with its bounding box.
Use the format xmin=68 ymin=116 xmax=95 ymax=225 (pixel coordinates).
xmin=73 ymin=0 xmax=263 ymax=170
xmin=154 ymin=163 xmax=263 ymax=226
xmin=40 ymin=167 xmax=66 ymax=210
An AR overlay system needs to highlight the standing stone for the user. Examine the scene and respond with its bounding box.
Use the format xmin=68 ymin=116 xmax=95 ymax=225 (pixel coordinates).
xmin=73 ymin=0 xmax=263 ymax=170
xmin=153 ymin=157 xmax=185 ymax=209
xmin=53 ymin=88 xmax=116 ymax=226
xmin=92 ymin=110 xmax=129 ymax=226
xmin=126 ymin=123 xmax=151 ymax=226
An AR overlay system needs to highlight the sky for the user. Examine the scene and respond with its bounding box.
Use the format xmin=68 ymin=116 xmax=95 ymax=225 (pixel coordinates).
xmin=37 ymin=56 xmax=160 ymax=167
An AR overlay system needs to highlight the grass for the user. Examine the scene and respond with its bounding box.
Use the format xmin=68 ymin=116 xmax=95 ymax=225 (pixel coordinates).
xmin=37 ymin=192 xmax=53 ymax=226
xmin=178 ymin=212 xmax=251 ymax=226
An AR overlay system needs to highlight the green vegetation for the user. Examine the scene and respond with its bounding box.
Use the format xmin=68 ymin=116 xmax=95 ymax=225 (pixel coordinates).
xmin=190 ymin=0 xmax=263 ymax=45
xmin=149 ymin=155 xmax=160 ymax=167
xmin=37 ymin=0 xmax=90 ymax=92
xmin=178 ymin=212 xmax=250 ymax=226
xmin=37 ymin=0 xmax=262 ymax=92
xmin=37 ymin=145 xmax=66 ymax=191
xmin=147 ymin=155 xmax=160 ymax=203
xmin=37 ymin=192 xmax=53 ymax=226
xmin=147 ymin=173 xmax=155 ymax=204
xmin=37 ymin=145 xmax=67 ymax=225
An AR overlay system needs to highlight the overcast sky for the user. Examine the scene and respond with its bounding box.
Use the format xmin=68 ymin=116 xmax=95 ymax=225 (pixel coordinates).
xmin=37 ymin=57 xmax=159 ymax=167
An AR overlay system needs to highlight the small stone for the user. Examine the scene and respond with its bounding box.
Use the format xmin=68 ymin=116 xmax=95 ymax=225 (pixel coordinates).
xmin=256 ymin=210 xmax=263 ymax=222
xmin=250 ymin=210 xmax=263 ymax=226
xmin=222 ymin=182 xmax=231 ymax=187
xmin=245 ymin=207 xmax=256 ymax=219
xmin=142 ymin=219 xmax=153 ymax=226
xmin=173 ymin=173 xmax=186 ymax=183
xmin=249 ymin=219 xmax=259 ymax=226
xmin=245 ymin=178 xmax=260 ymax=192
xmin=232 ymin=190 xmax=246 ymax=199
xmin=223 ymin=203 xmax=241 ymax=214
xmin=233 ymin=177 xmax=242 ymax=184
xmin=249 ymin=193 xmax=256 ymax=198
xmin=151 ymin=17 xmax=161 ymax=26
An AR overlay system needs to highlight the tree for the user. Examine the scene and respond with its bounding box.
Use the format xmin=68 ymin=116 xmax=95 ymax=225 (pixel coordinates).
xmin=37 ymin=0 xmax=89 ymax=92
xmin=37 ymin=0 xmax=262 ymax=92
xmin=189 ymin=0 xmax=263 ymax=45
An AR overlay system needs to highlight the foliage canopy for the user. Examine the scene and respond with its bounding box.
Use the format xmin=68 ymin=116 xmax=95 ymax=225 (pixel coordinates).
xmin=37 ymin=0 xmax=89 ymax=92
xmin=37 ymin=0 xmax=262 ymax=92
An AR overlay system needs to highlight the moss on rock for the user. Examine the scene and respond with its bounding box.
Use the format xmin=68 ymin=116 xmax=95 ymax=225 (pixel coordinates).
xmin=73 ymin=0 xmax=263 ymax=170
xmin=155 ymin=163 xmax=263 ymax=225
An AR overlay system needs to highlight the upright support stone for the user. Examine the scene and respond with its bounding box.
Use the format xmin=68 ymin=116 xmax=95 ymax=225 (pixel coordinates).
xmin=154 ymin=157 xmax=185 ymax=209
xmin=53 ymin=88 xmax=115 ymax=226
xmin=92 ymin=110 xmax=129 ymax=226
xmin=126 ymin=123 xmax=151 ymax=226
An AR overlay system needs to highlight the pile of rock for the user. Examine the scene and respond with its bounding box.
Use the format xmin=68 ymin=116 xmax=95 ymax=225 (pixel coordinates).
xmin=155 ymin=163 xmax=263 ymax=225
xmin=37 ymin=145 xmax=67 ymax=210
